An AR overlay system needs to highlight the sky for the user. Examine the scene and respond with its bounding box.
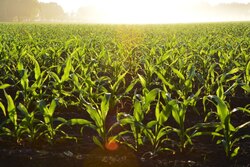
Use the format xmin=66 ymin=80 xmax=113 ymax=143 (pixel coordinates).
xmin=38 ymin=0 xmax=250 ymax=23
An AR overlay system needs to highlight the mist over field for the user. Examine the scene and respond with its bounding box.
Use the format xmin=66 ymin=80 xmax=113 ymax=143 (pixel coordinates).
xmin=0 ymin=0 xmax=250 ymax=23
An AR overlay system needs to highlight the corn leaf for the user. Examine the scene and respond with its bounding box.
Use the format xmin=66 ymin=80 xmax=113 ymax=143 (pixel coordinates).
xmin=68 ymin=118 xmax=92 ymax=125
xmin=144 ymin=88 xmax=158 ymax=112
xmin=134 ymin=99 xmax=143 ymax=122
xmin=172 ymin=67 xmax=185 ymax=80
xmin=93 ymin=136 xmax=104 ymax=150
xmin=4 ymin=91 xmax=17 ymax=127
xmin=0 ymin=102 xmax=6 ymax=116
xmin=138 ymin=74 xmax=146 ymax=88
xmin=111 ymin=72 xmax=127 ymax=91
xmin=17 ymin=103 xmax=29 ymax=117
xmin=155 ymin=71 xmax=174 ymax=90
xmin=246 ymin=61 xmax=250 ymax=81
xmin=0 ymin=84 xmax=11 ymax=89
xmin=48 ymin=99 xmax=57 ymax=117
xmin=209 ymin=95 xmax=229 ymax=124
xmin=101 ymin=93 xmax=111 ymax=119
xmin=61 ymin=57 xmax=72 ymax=82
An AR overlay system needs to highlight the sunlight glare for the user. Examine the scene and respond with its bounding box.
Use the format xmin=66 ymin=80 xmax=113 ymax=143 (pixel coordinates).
xmin=96 ymin=0 xmax=191 ymax=24
xmin=96 ymin=0 xmax=197 ymax=24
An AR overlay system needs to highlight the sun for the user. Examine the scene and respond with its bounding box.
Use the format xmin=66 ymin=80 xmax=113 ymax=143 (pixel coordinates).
xmin=95 ymin=0 xmax=193 ymax=24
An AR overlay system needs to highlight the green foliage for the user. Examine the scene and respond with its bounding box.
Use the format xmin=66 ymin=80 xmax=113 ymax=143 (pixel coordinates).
xmin=203 ymin=90 xmax=250 ymax=159
xmin=39 ymin=99 xmax=68 ymax=144
xmin=0 ymin=23 xmax=249 ymax=160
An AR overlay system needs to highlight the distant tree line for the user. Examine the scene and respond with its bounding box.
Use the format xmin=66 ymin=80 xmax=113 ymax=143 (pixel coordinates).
xmin=0 ymin=0 xmax=65 ymax=21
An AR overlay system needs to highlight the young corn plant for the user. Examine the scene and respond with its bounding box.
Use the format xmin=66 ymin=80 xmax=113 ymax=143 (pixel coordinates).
xmin=141 ymin=92 xmax=175 ymax=159
xmin=117 ymin=88 xmax=159 ymax=151
xmin=204 ymin=94 xmax=250 ymax=159
xmin=15 ymin=103 xmax=44 ymax=145
xmin=38 ymin=99 xmax=68 ymax=144
xmin=82 ymin=93 xmax=119 ymax=150
xmin=18 ymin=54 xmax=47 ymax=99
xmin=48 ymin=55 xmax=73 ymax=106
xmin=0 ymin=90 xmax=21 ymax=143
xmin=100 ymin=71 xmax=134 ymax=111
xmin=159 ymin=65 xmax=203 ymax=153
xmin=0 ymin=89 xmax=43 ymax=145
xmin=166 ymin=89 xmax=201 ymax=153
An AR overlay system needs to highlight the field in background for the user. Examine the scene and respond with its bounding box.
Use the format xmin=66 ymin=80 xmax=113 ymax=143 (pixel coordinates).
xmin=0 ymin=22 xmax=249 ymax=167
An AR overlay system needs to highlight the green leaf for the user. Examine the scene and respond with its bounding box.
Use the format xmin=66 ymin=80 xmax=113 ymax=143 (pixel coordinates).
xmin=68 ymin=118 xmax=91 ymax=125
xmin=155 ymin=71 xmax=174 ymax=90
xmin=209 ymin=95 xmax=229 ymax=124
xmin=168 ymin=99 xmax=180 ymax=125
xmin=17 ymin=103 xmax=29 ymax=117
xmin=156 ymin=127 xmax=168 ymax=141
xmin=191 ymin=131 xmax=224 ymax=138
xmin=144 ymin=88 xmax=158 ymax=112
xmin=134 ymin=99 xmax=143 ymax=122
xmin=50 ymin=72 xmax=61 ymax=83
xmin=48 ymin=99 xmax=57 ymax=117
xmin=85 ymin=105 xmax=101 ymax=127
xmin=124 ymin=79 xmax=137 ymax=94
xmin=241 ymin=84 xmax=250 ymax=93
xmin=246 ymin=61 xmax=250 ymax=81
xmin=101 ymin=93 xmax=111 ymax=119
xmin=0 ymin=102 xmax=6 ymax=116
xmin=111 ymin=71 xmax=127 ymax=91
xmin=227 ymin=68 xmax=239 ymax=75
xmin=172 ymin=109 xmax=180 ymax=125
xmin=28 ymin=53 xmax=41 ymax=80
xmin=93 ymin=136 xmax=104 ymax=150
xmin=147 ymin=120 xmax=157 ymax=128
xmin=34 ymin=59 xmax=41 ymax=80
xmin=155 ymin=100 xmax=160 ymax=121
xmin=172 ymin=67 xmax=185 ymax=80
xmin=138 ymin=74 xmax=146 ymax=88
xmin=0 ymin=84 xmax=11 ymax=89
xmin=4 ymin=91 xmax=17 ymax=127
xmin=119 ymin=117 xmax=134 ymax=125
xmin=187 ymin=64 xmax=196 ymax=79
xmin=231 ymin=146 xmax=240 ymax=158
xmin=61 ymin=57 xmax=72 ymax=82
xmin=20 ymin=70 xmax=29 ymax=90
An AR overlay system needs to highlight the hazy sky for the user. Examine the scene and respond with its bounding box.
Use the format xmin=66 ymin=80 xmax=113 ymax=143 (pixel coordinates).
xmin=38 ymin=0 xmax=250 ymax=23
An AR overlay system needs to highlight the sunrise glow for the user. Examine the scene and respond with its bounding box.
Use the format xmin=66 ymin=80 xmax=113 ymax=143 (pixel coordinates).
xmin=38 ymin=0 xmax=250 ymax=23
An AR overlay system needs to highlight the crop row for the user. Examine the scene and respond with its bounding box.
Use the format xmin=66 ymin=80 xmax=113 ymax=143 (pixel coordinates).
xmin=0 ymin=23 xmax=249 ymax=160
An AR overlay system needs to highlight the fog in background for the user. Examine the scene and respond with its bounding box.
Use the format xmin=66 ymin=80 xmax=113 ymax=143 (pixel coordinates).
xmin=0 ymin=0 xmax=250 ymax=23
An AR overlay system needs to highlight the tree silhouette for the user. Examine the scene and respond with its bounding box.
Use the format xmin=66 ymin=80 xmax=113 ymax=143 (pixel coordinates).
xmin=39 ymin=2 xmax=65 ymax=21
xmin=0 ymin=0 xmax=39 ymax=21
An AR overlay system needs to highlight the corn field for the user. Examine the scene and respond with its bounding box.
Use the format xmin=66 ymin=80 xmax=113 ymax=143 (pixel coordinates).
xmin=0 ymin=22 xmax=250 ymax=167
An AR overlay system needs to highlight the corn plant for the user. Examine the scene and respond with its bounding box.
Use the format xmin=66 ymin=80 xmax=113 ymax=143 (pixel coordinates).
xmin=0 ymin=90 xmax=20 ymax=143
xmin=141 ymin=92 xmax=175 ymax=159
xmin=100 ymin=71 xmax=133 ymax=111
xmin=81 ymin=93 xmax=120 ymax=150
xmin=15 ymin=103 xmax=44 ymax=144
xmin=48 ymin=55 xmax=73 ymax=106
xmin=203 ymin=95 xmax=250 ymax=159
xmin=166 ymin=88 xmax=202 ymax=153
xmin=156 ymin=63 xmax=202 ymax=152
xmin=0 ymin=89 xmax=43 ymax=145
xmin=117 ymin=88 xmax=159 ymax=151
xmin=16 ymin=55 xmax=48 ymax=107
xmin=38 ymin=99 xmax=68 ymax=144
